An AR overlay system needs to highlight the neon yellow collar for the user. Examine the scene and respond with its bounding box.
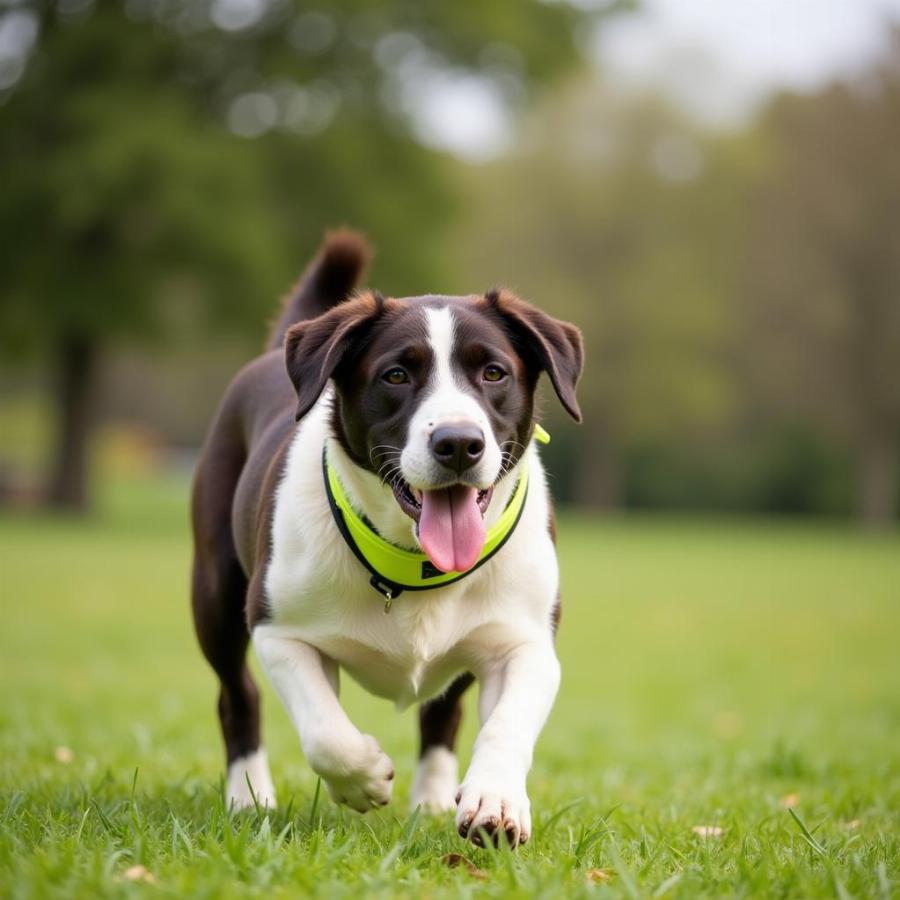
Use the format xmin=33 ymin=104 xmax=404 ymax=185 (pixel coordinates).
xmin=323 ymin=425 xmax=550 ymax=606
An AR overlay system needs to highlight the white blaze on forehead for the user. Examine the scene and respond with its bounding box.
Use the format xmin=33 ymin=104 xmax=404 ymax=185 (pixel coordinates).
xmin=422 ymin=305 xmax=483 ymax=425
xmin=399 ymin=304 xmax=502 ymax=489
xmin=425 ymin=305 xmax=457 ymax=396
xmin=423 ymin=305 xmax=488 ymax=421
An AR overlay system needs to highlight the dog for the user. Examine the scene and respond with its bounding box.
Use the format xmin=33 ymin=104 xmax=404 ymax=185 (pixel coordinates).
xmin=191 ymin=229 xmax=583 ymax=847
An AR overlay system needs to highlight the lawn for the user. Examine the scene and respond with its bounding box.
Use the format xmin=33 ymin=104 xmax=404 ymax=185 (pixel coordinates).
xmin=1 ymin=473 xmax=898 ymax=898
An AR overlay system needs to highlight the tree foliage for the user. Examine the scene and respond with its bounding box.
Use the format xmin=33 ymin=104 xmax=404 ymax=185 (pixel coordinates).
xmin=450 ymin=81 xmax=747 ymax=506
xmin=0 ymin=0 xmax=604 ymax=349
xmin=743 ymin=30 xmax=900 ymax=524
xmin=0 ymin=0 xmax=610 ymax=506
xmin=451 ymin=42 xmax=900 ymax=523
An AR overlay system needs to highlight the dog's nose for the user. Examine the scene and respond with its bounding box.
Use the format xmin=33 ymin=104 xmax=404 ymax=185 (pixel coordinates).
xmin=429 ymin=424 xmax=485 ymax=474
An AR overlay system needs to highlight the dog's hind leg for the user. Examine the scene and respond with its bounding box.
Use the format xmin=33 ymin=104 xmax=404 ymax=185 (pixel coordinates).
xmin=411 ymin=673 xmax=474 ymax=813
xmin=192 ymin=459 xmax=276 ymax=811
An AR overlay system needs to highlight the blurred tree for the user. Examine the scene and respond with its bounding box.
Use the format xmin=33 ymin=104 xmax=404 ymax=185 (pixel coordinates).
xmin=0 ymin=0 xmax=620 ymax=510
xmin=744 ymin=31 xmax=900 ymax=526
xmin=450 ymin=80 xmax=744 ymax=506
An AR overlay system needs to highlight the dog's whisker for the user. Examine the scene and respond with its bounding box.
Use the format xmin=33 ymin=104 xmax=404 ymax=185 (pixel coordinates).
xmin=500 ymin=448 xmax=519 ymax=468
xmin=376 ymin=458 xmax=401 ymax=479
xmin=370 ymin=444 xmax=402 ymax=457
xmin=370 ymin=447 xmax=402 ymax=468
xmin=380 ymin=465 xmax=404 ymax=487
xmin=500 ymin=440 xmax=526 ymax=454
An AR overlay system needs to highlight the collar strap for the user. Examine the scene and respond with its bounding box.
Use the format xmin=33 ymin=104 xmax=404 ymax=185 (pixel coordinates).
xmin=323 ymin=425 xmax=550 ymax=601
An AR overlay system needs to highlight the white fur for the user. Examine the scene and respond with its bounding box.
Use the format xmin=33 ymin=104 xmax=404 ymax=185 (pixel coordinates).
xmin=252 ymin=629 xmax=394 ymax=812
xmin=226 ymin=748 xmax=277 ymax=811
xmin=455 ymin=641 xmax=560 ymax=844
xmin=257 ymin=303 xmax=561 ymax=842
xmin=400 ymin=306 xmax=503 ymax=490
xmin=411 ymin=746 xmax=459 ymax=813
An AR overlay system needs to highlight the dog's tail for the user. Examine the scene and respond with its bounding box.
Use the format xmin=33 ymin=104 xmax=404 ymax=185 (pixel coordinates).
xmin=267 ymin=228 xmax=373 ymax=351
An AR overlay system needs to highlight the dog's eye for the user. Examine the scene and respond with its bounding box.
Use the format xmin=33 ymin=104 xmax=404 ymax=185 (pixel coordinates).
xmin=483 ymin=364 xmax=507 ymax=383
xmin=382 ymin=367 xmax=409 ymax=385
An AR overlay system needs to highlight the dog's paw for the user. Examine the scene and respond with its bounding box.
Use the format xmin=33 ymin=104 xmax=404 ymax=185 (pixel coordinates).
xmin=410 ymin=747 xmax=458 ymax=813
xmin=455 ymin=774 xmax=531 ymax=847
xmin=226 ymin=748 xmax=277 ymax=811
xmin=308 ymin=732 xmax=394 ymax=813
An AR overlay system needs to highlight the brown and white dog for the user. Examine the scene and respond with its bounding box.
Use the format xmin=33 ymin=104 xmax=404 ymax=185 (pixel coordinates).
xmin=191 ymin=230 xmax=583 ymax=847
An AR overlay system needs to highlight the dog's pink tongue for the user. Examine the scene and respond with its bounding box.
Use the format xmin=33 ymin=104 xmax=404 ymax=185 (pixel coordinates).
xmin=418 ymin=485 xmax=486 ymax=573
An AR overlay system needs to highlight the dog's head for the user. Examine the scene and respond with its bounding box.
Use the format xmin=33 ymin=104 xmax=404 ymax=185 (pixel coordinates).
xmin=285 ymin=289 xmax=583 ymax=574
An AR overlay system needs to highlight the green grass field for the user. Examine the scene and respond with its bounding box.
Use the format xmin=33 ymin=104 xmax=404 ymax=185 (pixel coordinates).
xmin=1 ymin=473 xmax=898 ymax=898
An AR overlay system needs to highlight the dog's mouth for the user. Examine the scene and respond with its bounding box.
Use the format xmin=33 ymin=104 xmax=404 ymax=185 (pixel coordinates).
xmin=392 ymin=479 xmax=493 ymax=521
xmin=392 ymin=479 xmax=493 ymax=574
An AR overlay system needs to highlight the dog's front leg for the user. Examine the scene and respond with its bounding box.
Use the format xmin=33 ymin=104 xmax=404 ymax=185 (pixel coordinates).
xmin=457 ymin=639 xmax=560 ymax=846
xmin=253 ymin=626 xmax=394 ymax=812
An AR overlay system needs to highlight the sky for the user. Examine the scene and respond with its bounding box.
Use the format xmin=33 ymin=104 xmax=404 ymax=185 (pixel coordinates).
xmin=593 ymin=0 xmax=900 ymax=126
xmin=419 ymin=0 xmax=900 ymax=160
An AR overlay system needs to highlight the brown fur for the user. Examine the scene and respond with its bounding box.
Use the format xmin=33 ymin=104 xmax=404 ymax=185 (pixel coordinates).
xmin=268 ymin=229 xmax=372 ymax=351
xmin=192 ymin=231 xmax=369 ymax=767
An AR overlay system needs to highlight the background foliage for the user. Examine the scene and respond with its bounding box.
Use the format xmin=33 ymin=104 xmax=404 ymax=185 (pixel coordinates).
xmin=0 ymin=3 xmax=897 ymax=524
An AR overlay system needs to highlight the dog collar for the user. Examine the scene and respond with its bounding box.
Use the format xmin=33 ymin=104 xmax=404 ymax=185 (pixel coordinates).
xmin=323 ymin=424 xmax=551 ymax=609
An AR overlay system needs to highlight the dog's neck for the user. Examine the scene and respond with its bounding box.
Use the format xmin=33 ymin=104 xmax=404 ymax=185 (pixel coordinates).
xmin=325 ymin=436 xmax=524 ymax=553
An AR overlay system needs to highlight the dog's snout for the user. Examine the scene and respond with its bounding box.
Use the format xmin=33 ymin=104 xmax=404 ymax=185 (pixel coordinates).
xmin=429 ymin=424 xmax=485 ymax=474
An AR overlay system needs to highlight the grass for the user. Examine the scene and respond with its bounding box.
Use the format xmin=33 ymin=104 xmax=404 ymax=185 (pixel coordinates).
xmin=1 ymin=471 xmax=898 ymax=898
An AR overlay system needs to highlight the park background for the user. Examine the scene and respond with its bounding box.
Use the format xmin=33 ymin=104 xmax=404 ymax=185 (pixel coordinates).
xmin=1 ymin=1 xmax=899 ymax=897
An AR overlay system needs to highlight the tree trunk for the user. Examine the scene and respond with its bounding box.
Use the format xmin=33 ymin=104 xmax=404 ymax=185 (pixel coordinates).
xmin=46 ymin=333 xmax=98 ymax=512
xmin=857 ymin=430 xmax=898 ymax=528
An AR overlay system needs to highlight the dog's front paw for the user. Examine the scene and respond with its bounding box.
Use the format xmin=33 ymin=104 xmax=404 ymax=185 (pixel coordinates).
xmin=455 ymin=774 xmax=531 ymax=847
xmin=307 ymin=732 xmax=395 ymax=813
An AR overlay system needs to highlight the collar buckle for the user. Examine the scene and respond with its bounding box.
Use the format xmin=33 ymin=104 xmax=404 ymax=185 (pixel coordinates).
xmin=369 ymin=574 xmax=399 ymax=613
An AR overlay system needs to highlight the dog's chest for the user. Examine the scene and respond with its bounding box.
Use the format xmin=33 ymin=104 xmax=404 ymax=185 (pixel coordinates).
xmin=267 ymin=564 xmax=481 ymax=707
xmin=318 ymin=601 xmax=475 ymax=707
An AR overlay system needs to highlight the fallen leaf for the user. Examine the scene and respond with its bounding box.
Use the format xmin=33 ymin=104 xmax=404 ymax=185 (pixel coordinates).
xmin=123 ymin=865 xmax=156 ymax=884
xmin=54 ymin=746 xmax=74 ymax=764
xmin=692 ymin=825 xmax=724 ymax=838
xmin=586 ymin=868 xmax=614 ymax=883
xmin=780 ymin=793 xmax=800 ymax=809
xmin=441 ymin=853 xmax=488 ymax=880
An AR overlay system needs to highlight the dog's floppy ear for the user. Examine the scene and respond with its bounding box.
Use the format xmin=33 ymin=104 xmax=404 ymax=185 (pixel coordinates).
xmin=285 ymin=290 xmax=386 ymax=421
xmin=485 ymin=288 xmax=584 ymax=422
